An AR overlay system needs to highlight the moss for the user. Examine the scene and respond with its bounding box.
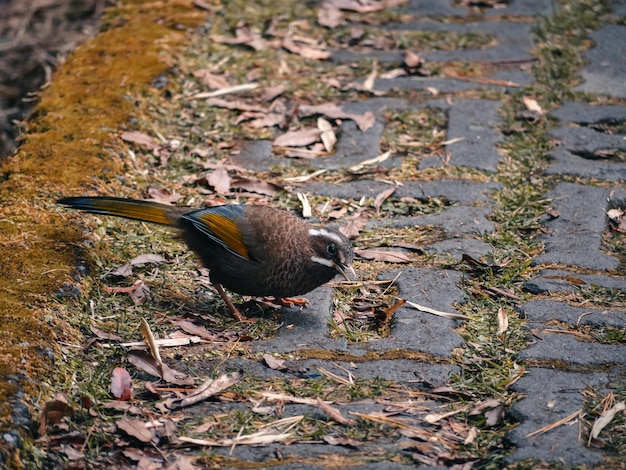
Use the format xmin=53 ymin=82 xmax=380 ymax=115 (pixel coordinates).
xmin=0 ymin=0 xmax=206 ymax=460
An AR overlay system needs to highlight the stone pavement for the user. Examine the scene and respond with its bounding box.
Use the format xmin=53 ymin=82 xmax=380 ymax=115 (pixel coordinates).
xmin=206 ymin=1 xmax=625 ymax=468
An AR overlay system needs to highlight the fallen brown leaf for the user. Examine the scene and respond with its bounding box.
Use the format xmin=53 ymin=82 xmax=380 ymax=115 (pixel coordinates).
xmin=281 ymin=35 xmax=331 ymax=60
xmin=299 ymin=103 xmax=375 ymax=132
xmin=355 ymin=248 xmax=410 ymax=263
xmin=110 ymin=367 xmax=133 ymax=401
xmin=116 ymin=416 xmax=155 ymax=444
xmin=273 ymin=128 xmax=322 ymax=147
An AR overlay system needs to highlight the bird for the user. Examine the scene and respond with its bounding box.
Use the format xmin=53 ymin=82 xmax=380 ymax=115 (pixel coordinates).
xmin=57 ymin=196 xmax=355 ymax=322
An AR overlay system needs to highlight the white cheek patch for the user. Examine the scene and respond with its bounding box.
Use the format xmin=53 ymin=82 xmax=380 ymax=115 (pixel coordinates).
xmin=308 ymin=228 xmax=344 ymax=245
xmin=311 ymin=256 xmax=335 ymax=268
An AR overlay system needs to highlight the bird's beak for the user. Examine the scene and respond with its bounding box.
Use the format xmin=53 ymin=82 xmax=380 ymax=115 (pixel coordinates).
xmin=335 ymin=263 xmax=356 ymax=281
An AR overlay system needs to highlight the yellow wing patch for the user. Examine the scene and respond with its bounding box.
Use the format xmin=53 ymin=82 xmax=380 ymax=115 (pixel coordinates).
xmin=197 ymin=212 xmax=250 ymax=259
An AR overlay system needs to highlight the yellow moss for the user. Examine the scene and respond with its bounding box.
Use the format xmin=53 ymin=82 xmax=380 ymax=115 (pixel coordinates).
xmin=0 ymin=0 xmax=206 ymax=458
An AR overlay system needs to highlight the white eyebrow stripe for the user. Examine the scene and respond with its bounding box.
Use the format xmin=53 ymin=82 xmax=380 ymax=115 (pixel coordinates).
xmin=311 ymin=256 xmax=334 ymax=268
xmin=308 ymin=228 xmax=344 ymax=244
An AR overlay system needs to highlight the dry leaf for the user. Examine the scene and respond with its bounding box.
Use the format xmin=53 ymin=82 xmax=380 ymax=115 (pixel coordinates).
xmin=205 ymin=97 xmax=267 ymax=113
xmin=374 ymin=186 xmax=396 ymax=214
xmin=322 ymin=435 xmax=361 ymax=447
xmin=263 ymin=354 xmax=287 ymax=370
xmin=121 ymin=131 xmax=159 ymax=150
xmin=192 ymin=70 xmax=230 ymax=89
xmin=171 ymin=319 xmax=220 ymax=341
xmin=297 ymin=192 xmax=312 ymax=218
xmin=496 ymin=307 xmax=509 ymax=336
xmin=147 ymin=187 xmax=184 ymax=204
xmin=318 ymin=4 xmax=343 ymax=28
xmin=261 ymin=85 xmax=285 ymax=101
xmin=159 ymin=372 xmax=242 ymax=411
xmin=208 ymin=166 xmax=231 ymax=194
xmin=211 ymin=22 xmax=265 ymax=50
xmin=522 ymin=96 xmax=544 ymax=115
xmin=110 ymin=367 xmax=133 ymax=401
xmin=112 ymin=254 xmax=166 ymax=277
xmin=339 ymin=211 xmax=370 ymax=239
xmin=281 ymin=36 xmax=331 ymax=60
xmin=318 ymin=117 xmax=337 ymax=152
xmin=273 ymin=128 xmax=322 ymax=147
xmin=39 ymin=393 xmax=74 ymax=435
xmin=299 ymin=103 xmax=375 ymax=132
xmin=230 ymin=177 xmax=282 ymax=195
xmin=590 ymin=402 xmax=626 ymax=441
xmin=355 ymin=248 xmax=410 ymax=263
xmin=403 ymin=299 xmax=470 ymax=321
xmin=325 ymin=0 xmax=408 ymax=13
xmin=116 ymin=417 xmax=155 ymax=444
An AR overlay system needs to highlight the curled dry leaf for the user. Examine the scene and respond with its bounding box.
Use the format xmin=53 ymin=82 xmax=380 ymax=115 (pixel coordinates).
xmin=339 ymin=211 xmax=370 ymax=239
xmin=230 ymin=176 xmax=282 ymax=196
xmin=116 ymin=416 xmax=155 ymax=444
xmin=318 ymin=117 xmax=337 ymax=152
xmin=208 ymin=166 xmax=231 ymax=194
xmin=147 ymin=187 xmax=184 ymax=204
xmin=121 ymin=130 xmax=159 ymax=150
xmin=127 ymin=350 xmax=195 ymax=386
xmin=192 ymin=69 xmax=230 ymax=89
xmin=374 ymin=186 xmax=396 ymax=214
xmin=158 ymin=371 xmax=243 ymax=411
xmin=263 ymin=353 xmax=287 ymax=370
xmin=318 ymin=3 xmax=343 ymax=28
xmin=590 ymin=401 xmax=626 ymax=441
xmin=39 ymin=393 xmax=74 ymax=435
xmin=496 ymin=307 xmax=509 ymax=336
xmin=273 ymin=128 xmax=322 ymax=147
xmin=355 ymin=248 xmax=410 ymax=263
xmin=325 ymin=0 xmax=409 ymax=13
xmin=112 ymin=253 xmax=167 ymax=277
xmin=211 ymin=23 xmax=265 ymax=51
xmin=281 ymin=35 xmax=331 ymax=60
xmin=299 ymin=103 xmax=375 ymax=132
xmin=110 ymin=367 xmax=133 ymax=401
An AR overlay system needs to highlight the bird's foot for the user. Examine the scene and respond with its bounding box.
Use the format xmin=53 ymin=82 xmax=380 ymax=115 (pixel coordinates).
xmin=275 ymin=297 xmax=310 ymax=308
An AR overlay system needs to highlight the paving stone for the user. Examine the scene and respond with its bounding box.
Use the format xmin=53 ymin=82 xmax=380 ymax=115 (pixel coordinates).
xmin=533 ymin=183 xmax=620 ymax=271
xmin=546 ymin=147 xmax=626 ymax=181
xmin=373 ymin=70 xmax=533 ymax=94
xmin=372 ymin=268 xmax=466 ymax=357
xmin=518 ymin=334 xmax=625 ymax=365
xmin=302 ymin=179 xmax=501 ymax=206
xmin=550 ymin=102 xmax=626 ymax=122
xmin=520 ymin=299 xmax=626 ymax=328
xmin=423 ymin=237 xmax=493 ymax=260
xmin=575 ymin=25 xmax=626 ymax=98
xmin=254 ymin=288 xmax=350 ymax=354
xmin=230 ymin=139 xmax=276 ymax=172
xmin=485 ymin=0 xmax=559 ymax=16
xmin=523 ymin=269 xmax=626 ymax=294
xmin=550 ymin=126 xmax=626 ymax=155
xmin=320 ymin=120 xmax=387 ymax=169
xmin=613 ymin=0 xmax=626 ymax=16
xmin=546 ymin=102 xmax=626 ymax=180
xmin=420 ymin=100 xmax=503 ymax=171
xmin=506 ymin=368 xmax=608 ymax=465
xmin=401 ymin=0 xmax=466 ymax=17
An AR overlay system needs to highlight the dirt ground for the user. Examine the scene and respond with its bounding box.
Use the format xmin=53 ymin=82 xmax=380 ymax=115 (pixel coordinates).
xmin=0 ymin=0 xmax=106 ymax=159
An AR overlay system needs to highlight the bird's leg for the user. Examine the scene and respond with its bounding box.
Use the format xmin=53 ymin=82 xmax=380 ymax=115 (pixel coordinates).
xmin=215 ymin=283 xmax=256 ymax=323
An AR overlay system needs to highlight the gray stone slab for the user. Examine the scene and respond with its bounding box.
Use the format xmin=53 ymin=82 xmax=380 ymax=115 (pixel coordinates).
xmin=613 ymin=0 xmax=626 ymax=16
xmin=420 ymin=100 xmax=502 ymax=172
xmin=506 ymin=368 xmax=608 ymax=465
xmin=523 ymin=269 xmax=626 ymax=294
xmin=550 ymin=126 xmax=626 ymax=154
xmin=485 ymin=0 xmax=559 ymax=16
xmin=423 ymin=237 xmax=493 ymax=260
xmin=373 ymin=70 xmax=533 ymax=93
xmin=372 ymin=268 xmax=466 ymax=357
xmin=520 ymin=299 xmax=626 ymax=328
xmin=320 ymin=120 xmax=387 ymax=169
xmin=533 ymin=183 xmax=620 ymax=271
xmin=550 ymin=102 xmax=626 ymax=123
xmin=401 ymin=0 xmax=466 ymax=17
xmin=254 ymin=288 xmax=349 ymax=354
xmin=575 ymin=25 xmax=626 ymax=98
xmin=230 ymin=139 xmax=277 ymax=171
xmin=372 ymin=205 xmax=494 ymax=236
xmin=546 ymin=147 xmax=626 ymax=181
xmin=302 ymin=179 xmax=501 ymax=206
xmin=518 ymin=333 xmax=625 ymax=365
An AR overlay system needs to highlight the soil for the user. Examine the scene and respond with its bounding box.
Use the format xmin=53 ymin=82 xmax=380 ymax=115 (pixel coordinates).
xmin=0 ymin=0 xmax=107 ymax=159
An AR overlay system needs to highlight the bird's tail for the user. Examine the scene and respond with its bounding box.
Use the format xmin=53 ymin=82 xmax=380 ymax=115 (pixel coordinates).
xmin=57 ymin=196 xmax=177 ymax=226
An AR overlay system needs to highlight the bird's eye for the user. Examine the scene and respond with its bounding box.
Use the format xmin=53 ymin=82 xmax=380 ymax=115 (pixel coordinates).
xmin=326 ymin=243 xmax=338 ymax=256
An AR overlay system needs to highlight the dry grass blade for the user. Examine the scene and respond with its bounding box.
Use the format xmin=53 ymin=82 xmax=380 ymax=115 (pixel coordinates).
xmin=403 ymin=299 xmax=470 ymax=321
xmin=177 ymin=429 xmax=291 ymax=447
xmin=316 ymin=366 xmax=353 ymax=385
xmin=257 ymin=391 xmax=330 ymax=405
xmin=317 ymin=397 xmax=356 ymax=426
xmin=191 ymin=83 xmax=259 ymax=99
xmin=526 ymin=409 xmax=582 ymax=438
xmin=349 ymin=150 xmax=391 ymax=172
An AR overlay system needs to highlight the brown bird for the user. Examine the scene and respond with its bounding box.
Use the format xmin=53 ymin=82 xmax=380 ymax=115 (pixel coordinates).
xmin=58 ymin=197 xmax=355 ymax=321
